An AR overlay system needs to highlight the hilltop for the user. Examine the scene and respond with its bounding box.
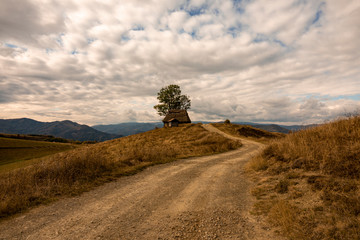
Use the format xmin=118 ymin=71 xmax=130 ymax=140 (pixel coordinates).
xmin=92 ymin=121 xmax=296 ymax=136
xmin=233 ymin=122 xmax=290 ymax=134
xmin=211 ymin=122 xmax=285 ymax=142
xmin=0 ymin=118 xmax=121 ymax=142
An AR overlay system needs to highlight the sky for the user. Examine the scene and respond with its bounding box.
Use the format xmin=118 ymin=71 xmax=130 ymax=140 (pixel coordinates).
xmin=0 ymin=0 xmax=359 ymax=125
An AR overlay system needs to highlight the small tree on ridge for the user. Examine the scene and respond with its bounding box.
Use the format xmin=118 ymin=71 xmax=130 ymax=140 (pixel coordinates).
xmin=154 ymin=84 xmax=191 ymax=116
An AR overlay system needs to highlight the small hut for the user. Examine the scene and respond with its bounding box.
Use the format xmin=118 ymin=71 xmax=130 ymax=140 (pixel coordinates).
xmin=162 ymin=109 xmax=191 ymax=127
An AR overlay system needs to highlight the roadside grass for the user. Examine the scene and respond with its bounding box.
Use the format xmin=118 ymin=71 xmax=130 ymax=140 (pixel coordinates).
xmin=247 ymin=116 xmax=360 ymax=240
xmin=211 ymin=123 xmax=284 ymax=143
xmin=0 ymin=124 xmax=241 ymax=219
xmin=0 ymin=137 xmax=78 ymax=172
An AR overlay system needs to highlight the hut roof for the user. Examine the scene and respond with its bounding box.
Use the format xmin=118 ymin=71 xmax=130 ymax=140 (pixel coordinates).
xmin=162 ymin=109 xmax=191 ymax=123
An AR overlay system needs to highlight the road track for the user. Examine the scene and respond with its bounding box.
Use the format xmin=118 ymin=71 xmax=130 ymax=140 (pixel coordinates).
xmin=0 ymin=124 xmax=280 ymax=240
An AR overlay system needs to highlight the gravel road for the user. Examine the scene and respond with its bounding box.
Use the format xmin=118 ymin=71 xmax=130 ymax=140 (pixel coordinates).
xmin=0 ymin=124 xmax=279 ymax=240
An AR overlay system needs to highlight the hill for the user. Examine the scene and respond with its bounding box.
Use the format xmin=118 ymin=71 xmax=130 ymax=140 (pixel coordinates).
xmin=211 ymin=123 xmax=285 ymax=142
xmin=251 ymin=124 xmax=290 ymax=133
xmin=93 ymin=122 xmax=163 ymax=136
xmin=248 ymin=116 xmax=360 ymax=240
xmin=0 ymin=133 xmax=80 ymax=143
xmin=93 ymin=121 xmax=291 ymax=136
xmin=0 ymin=123 xmax=241 ymax=218
xmin=233 ymin=122 xmax=319 ymax=133
xmin=0 ymin=137 xmax=77 ymax=172
xmin=279 ymin=124 xmax=318 ymax=132
xmin=0 ymin=118 xmax=121 ymax=142
xmin=233 ymin=122 xmax=290 ymax=133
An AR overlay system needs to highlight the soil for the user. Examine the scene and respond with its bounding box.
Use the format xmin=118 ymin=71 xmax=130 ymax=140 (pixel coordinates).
xmin=0 ymin=124 xmax=282 ymax=240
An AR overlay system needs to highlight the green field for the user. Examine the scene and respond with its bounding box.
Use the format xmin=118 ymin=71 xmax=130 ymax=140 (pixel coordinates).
xmin=0 ymin=137 xmax=77 ymax=172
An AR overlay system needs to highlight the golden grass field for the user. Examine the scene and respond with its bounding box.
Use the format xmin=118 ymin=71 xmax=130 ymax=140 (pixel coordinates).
xmin=0 ymin=137 xmax=77 ymax=172
xmin=248 ymin=116 xmax=360 ymax=240
xmin=0 ymin=124 xmax=241 ymax=218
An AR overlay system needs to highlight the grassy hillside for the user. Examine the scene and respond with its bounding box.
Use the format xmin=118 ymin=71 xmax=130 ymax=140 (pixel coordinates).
xmin=0 ymin=137 xmax=77 ymax=172
xmin=211 ymin=123 xmax=285 ymax=142
xmin=248 ymin=116 xmax=360 ymax=240
xmin=0 ymin=124 xmax=241 ymax=218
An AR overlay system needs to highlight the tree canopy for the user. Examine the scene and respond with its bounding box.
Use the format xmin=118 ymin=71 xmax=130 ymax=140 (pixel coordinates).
xmin=154 ymin=84 xmax=191 ymax=116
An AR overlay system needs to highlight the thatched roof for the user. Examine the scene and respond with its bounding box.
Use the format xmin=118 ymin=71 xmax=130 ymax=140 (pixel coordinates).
xmin=162 ymin=109 xmax=191 ymax=123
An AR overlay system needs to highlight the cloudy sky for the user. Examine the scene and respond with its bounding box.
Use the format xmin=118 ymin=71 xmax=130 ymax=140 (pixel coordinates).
xmin=0 ymin=0 xmax=359 ymax=125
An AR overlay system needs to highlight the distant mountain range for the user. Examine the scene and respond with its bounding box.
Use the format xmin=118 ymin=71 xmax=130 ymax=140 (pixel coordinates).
xmin=0 ymin=118 xmax=121 ymax=142
xmin=0 ymin=118 xmax=317 ymax=142
xmin=242 ymin=123 xmax=291 ymax=133
xmin=234 ymin=122 xmax=318 ymax=133
xmin=93 ymin=122 xmax=163 ymax=136
xmin=279 ymin=124 xmax=319 ymax=132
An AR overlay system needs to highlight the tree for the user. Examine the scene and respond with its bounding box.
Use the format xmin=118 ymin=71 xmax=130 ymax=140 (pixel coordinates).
xmin=154 ymin=84 xmax=191 ymax=116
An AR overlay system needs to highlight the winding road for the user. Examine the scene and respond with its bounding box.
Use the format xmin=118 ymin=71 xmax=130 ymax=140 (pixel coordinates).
xmin=0 ymin=124 xmax=279 ymax=240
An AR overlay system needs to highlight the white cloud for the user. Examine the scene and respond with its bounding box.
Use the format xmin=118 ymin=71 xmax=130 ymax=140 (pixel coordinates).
xmin=0 ymin=0 xmax=65 ymax=47
xmin=168 ymin=11 xmax=189 ymax=32
xmin=0 ymin=0 xmax=359 ymax=125
xmin=241 ymin=0 xmax=323 ymax=45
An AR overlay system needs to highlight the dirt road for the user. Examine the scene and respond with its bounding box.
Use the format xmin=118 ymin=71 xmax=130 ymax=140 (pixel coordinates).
xmin=0 ymin=124 xmax=277 ymax=240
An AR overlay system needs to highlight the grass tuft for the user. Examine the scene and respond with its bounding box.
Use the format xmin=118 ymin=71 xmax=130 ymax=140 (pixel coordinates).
xmin=275 ymin=179 xmax=290 ymax=194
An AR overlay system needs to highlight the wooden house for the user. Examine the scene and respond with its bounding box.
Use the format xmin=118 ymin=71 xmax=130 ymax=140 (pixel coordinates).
xmin=162 ymin=109 xmax=191 ymax=127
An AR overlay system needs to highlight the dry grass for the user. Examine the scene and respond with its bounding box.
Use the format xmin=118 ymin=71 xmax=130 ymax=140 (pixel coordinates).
xmin=211 ymin=123 xmax=284 ymax=143
xmin=0 ymin=124 xmax=241 ymax=219
xmin=0 ymin=137 xmax=77 ymax=172
xmin=246 ymin=155 xmax=269 ymax=171
xmin=248 ymin=116 xmax=360 ymax=240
